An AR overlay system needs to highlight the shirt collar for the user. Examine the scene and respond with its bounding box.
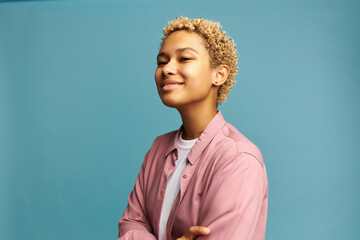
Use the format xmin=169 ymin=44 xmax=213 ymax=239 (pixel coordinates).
xmin=165 ymin=111 xmax=227 ymax=165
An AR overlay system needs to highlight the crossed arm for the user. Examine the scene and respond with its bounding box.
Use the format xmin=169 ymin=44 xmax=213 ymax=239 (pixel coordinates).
xmin=118 ymin=153 xmax=266 ymax=240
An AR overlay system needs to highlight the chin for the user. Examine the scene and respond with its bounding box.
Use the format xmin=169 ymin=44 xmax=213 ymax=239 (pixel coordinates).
xmin=159 ymin=95 xmax=186 ymax=109
xmin=161 ymin=98 xmax=181 ymax=109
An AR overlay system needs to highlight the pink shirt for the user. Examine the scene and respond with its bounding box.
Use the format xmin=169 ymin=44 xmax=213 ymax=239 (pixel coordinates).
xmin=118 ymin=111 xmax=268 ymax=240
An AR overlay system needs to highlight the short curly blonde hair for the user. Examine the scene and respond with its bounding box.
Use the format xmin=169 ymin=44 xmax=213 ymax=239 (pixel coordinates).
xmin=161 ymin=16 xmax=239 ymax=105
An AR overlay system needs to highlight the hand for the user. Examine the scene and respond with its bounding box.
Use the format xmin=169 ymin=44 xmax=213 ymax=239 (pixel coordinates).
xmin=176 ymin=226 xmax=211 ymax=240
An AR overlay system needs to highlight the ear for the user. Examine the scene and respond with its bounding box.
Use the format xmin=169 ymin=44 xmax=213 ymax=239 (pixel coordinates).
xmin=212 ymin=65 xmax=230 ymax=86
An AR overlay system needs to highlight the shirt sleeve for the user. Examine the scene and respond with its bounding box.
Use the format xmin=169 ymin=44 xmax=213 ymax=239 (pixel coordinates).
xmin=197 ymin=152 xmax=267 ymax=240
xmin=118 ymin=150 xmax=157 ymax=240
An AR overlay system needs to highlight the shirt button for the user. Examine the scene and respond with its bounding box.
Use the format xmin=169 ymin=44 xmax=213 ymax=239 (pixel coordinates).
xmin=182 ymin=174 xmax=187 ymax=179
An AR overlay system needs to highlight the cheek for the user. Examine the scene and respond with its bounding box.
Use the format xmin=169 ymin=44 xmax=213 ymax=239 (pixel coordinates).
xmin=183 ymin=64 xmax=202 ymax=79
xmin=184 ymin=64 xmax=212 ymax=86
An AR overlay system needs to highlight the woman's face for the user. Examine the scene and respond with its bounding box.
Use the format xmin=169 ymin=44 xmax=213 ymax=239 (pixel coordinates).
xmin=155 ymin=30 xmax=217 ymax=109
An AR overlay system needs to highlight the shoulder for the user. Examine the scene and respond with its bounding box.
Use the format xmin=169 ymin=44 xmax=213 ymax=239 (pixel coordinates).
xmin=213 ymin=122 xmax=264 ymax=169
xmin=146 ymin=129 xmax=178 ymax=154
xmin=141 ymin=130 xmax=178 ymax=169
xmin=152 ymin=130 xmax=177 ymax=146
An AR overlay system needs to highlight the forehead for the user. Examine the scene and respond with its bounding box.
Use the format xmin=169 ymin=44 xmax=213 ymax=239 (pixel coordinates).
xmin=160 ymin=30 xmax=207 ymax=54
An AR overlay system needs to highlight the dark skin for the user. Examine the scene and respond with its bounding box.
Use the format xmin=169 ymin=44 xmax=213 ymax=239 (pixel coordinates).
xmin=155 ymin=30 xmax=230 ymax=239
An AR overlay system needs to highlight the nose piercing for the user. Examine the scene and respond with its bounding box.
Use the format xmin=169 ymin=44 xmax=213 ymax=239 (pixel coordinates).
xmin=163 ymin=74 xmax=168 ymax=79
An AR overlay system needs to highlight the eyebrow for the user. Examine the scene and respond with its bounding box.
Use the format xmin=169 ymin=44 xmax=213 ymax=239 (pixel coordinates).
xmin=157 ymin=47 xmax=199 ymax=58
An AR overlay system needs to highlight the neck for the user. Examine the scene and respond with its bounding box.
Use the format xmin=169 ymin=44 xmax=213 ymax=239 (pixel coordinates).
xmin=177 ymin=101 xmax=218 ymax=140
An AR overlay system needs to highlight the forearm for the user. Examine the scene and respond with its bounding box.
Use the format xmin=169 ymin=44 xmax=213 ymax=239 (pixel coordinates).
xmin=119 ymin=230 xmax=157 ymax=240
xmin=197 ymin=153 xmax=267 ymax=240
xmin=118 ymin=150 xmax=157 ymax=240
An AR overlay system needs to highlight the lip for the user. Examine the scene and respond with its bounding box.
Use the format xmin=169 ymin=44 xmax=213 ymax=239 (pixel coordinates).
xmin=160 ymin=79 xmax=183 ymax=87
xmin=160 ymin=79 xmax=184 ymax=91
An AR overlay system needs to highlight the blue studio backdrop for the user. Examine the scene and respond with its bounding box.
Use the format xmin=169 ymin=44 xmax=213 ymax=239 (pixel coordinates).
xmin=0 ymin=0 xmax=359 ymax=239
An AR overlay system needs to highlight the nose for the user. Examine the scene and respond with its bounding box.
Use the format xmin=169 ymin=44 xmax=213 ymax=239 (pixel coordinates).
xmin=161 ymin=59 xmax=176 ymax=78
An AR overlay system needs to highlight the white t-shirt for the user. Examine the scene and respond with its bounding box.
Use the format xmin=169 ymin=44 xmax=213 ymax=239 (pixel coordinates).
xmin=158 ymin=133 xmax=198 ymax=240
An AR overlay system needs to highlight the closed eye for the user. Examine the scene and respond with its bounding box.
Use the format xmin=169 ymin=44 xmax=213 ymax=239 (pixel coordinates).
xmin=180 ymin=57 xmax=191 ymax=62
xmin=157 ymin=61 xmax=167 ymax=66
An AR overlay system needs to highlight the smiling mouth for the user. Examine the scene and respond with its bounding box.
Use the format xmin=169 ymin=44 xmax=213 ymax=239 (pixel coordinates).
xmin=161 ymin=82 xmax=183 ymax=91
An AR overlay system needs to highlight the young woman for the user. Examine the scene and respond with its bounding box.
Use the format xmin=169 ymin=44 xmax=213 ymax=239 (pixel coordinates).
xmin=118 ymin=17 xmax=268 ymax=240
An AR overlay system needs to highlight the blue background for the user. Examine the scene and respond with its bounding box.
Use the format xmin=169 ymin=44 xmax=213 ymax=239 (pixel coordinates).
xmin=1 ymin=0 xmax=359 ymax=239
